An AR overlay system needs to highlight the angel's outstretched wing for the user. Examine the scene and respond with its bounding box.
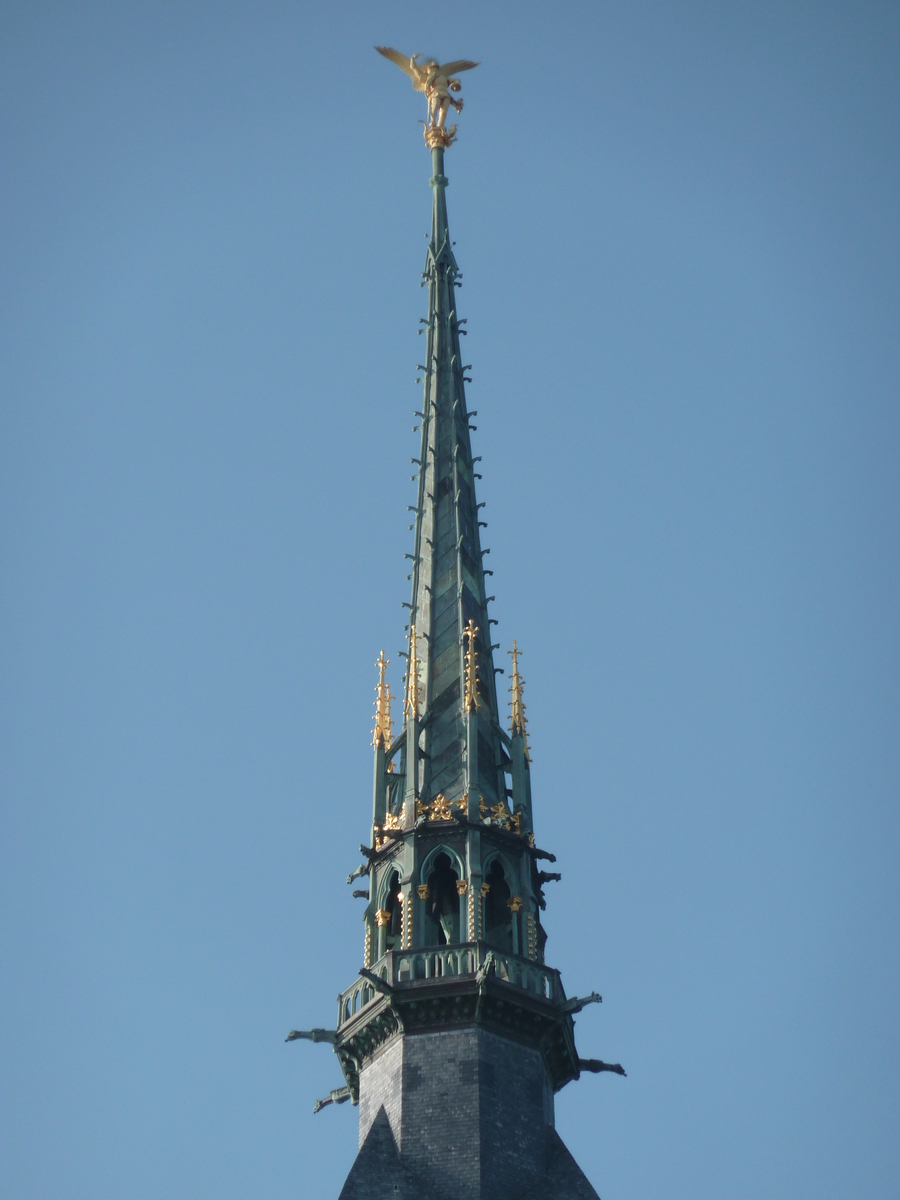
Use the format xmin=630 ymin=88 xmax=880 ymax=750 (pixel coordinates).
xmin=437 ymin=59 xmax=479 ymax=76
xmin=375 ymin=46 xmax=417 ymax=78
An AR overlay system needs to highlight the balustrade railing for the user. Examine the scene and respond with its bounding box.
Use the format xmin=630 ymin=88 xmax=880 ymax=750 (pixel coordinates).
xmin=337 ymin=942 xmax=562 ymax=1028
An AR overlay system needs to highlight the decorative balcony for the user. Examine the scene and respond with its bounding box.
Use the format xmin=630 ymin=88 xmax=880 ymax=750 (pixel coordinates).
xmin=337 ymin=941 xmax=563 ymax=1028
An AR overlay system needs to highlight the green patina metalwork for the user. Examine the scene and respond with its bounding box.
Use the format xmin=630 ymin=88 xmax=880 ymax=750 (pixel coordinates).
xmin=289 ymin=137 xmax=621 ymax=1139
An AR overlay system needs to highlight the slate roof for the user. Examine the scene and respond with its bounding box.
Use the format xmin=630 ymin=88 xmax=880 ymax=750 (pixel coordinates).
xmin=339 ymin=1108 xmax=601 ymax=1200
xmin=338 ymin=1107 xmax=439 ymax=1200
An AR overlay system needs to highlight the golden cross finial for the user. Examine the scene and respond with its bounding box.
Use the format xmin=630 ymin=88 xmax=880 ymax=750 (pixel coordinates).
xmin=464 ymin=619 xmax=481 ymax=713
xmin=372 ymin=651 xmax=394 ymax=750
xmin=508 ymin=641 xmax=531 ymax=761
xmin=404 ymin=625 xmax=421 ymax=722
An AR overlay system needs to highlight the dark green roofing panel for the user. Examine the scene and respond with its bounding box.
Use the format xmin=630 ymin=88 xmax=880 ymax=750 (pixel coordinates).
xmin=404 ymin=145 xmax=505 ymax=808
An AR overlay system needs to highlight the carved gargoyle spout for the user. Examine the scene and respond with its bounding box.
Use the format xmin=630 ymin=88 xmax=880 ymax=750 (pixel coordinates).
xmin=359 ymin=967 xmax=394 ymax=997
xmin=579 ymin=1058 xmax=627 ymax=1077
xmin=285 ymin=1028 xmax=337 ymax=1044
xmin=313 ymin=1086 xmax=352 ymax=1114
xmin=562 ymin=992 xmax=602 ymax=1015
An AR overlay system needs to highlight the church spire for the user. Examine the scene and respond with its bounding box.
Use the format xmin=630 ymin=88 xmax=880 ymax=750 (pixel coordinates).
xmin=400 ymin=140 xmax=507 ymax=813
xmin=287 ymin=56 xmax=625 ymax=1200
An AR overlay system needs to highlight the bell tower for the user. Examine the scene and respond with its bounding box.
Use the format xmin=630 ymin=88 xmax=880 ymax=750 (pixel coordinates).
xmin=286 ymin=50 xmax=625 ymax=1200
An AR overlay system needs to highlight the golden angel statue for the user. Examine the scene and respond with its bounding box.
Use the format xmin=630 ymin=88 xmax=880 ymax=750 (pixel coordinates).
xmin=376 ymin=46 xmax=479 ymax=143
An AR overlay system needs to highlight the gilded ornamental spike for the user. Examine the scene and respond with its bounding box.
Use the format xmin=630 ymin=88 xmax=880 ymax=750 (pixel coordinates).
xmin=404 ymin=624 xmax=421 ymax=721
xmin=509 ymin=640 xmax=531 ymax=761
xmin=372 ymin=651 xmax=393 ymax=750
xmin=375 ymin=46 xmax=479 ymax=148
xmin=464 ymin=619 xmax=481 ymax=713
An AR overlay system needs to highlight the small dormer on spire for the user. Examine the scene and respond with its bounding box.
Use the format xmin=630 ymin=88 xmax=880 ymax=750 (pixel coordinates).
xmin=509 ymin=641 xmax=531 ymax=762
xmin=372 ymin=651 xmax=393 ymax=751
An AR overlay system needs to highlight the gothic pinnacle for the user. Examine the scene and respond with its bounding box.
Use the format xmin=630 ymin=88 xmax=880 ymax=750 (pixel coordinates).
xmin=372 ymin=651 xmax=393 ymax=750
xmin=509 ymin=640 xmax=531 ymax=761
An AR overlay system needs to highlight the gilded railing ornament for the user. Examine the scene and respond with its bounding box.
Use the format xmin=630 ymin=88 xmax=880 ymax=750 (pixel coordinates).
xmin=464 ymin=619 xmax=481 ymax=713
xmin=485 ymin=798 xmax=522 ymax=835
xmin=372 ymin=650 xmax=394 ymax=750
xmin=374 ymin=808 xmax=402 ymax=849
xmin=376 ymin=46 xmax=478 ymax=147
xmin=430 ymin=793 xmax=454 ymax=821
xmin=416 ymin=793 xmax=466 ymax=822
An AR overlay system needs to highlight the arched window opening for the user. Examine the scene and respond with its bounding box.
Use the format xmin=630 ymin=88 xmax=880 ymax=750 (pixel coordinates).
xmin=484 ymin=859 xmax=513 ymax=952
xmin=535 ymin=918 xmax=547 ymax=965
xmin=386 ymin=769 xmax=404 ymax=816
xmin=424 ymin=853 xmax=460 ymax=946
xmin=385 ymin=870 xmax=402 ymax=950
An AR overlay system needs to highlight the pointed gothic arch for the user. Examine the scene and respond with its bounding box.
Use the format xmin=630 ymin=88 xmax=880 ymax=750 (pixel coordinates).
xmin=417 ymin=844 xmax=464 ymax=947
xmin=481 ymin=853 xmax=517 ymax=954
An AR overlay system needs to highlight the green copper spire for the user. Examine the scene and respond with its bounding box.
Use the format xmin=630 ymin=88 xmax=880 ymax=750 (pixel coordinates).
xmin=400 ymin=143 xmax=508 ymax=819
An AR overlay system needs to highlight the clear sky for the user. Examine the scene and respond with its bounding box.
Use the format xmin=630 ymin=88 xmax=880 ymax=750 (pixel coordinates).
xmin=2 ymin=3 xmax=898 ymax=1198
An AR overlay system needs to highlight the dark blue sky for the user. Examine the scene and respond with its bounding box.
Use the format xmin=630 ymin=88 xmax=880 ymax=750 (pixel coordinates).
xmin=2 ymin=3 xmax=898 ymax=1198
